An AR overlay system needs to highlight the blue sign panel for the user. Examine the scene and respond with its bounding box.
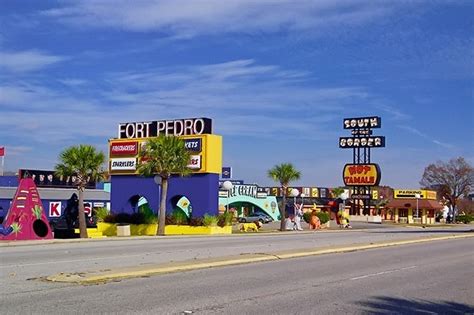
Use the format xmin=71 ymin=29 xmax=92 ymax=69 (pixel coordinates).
xmin=184 ymin=138 xmax=202 ymax=152
xmin=221 ymin=166 xmax=232 ymax=179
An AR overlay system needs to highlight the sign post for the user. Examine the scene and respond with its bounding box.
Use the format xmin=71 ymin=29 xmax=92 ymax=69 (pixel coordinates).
xmin=340 ymin=117 xmax=385 ymax=215
xmin=0 ymin=146 xmax=4 ymax=176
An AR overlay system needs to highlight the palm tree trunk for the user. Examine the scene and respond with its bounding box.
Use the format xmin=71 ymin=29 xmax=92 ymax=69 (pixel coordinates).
xmin=280 ymin=192 xmax=287 ymax=231
xmin=77 ymin=187 xmax=88 ymax=238
xmin=157 ymin=178 xmax=168 ymax=236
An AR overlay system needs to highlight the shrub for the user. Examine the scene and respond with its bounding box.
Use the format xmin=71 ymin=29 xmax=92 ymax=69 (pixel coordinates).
xmin=303 ymin=211 xmax=311 ymax=223
xmin=316 ymin=211 xmax=330 ymax=224
xmin=456 ymin=214 xmax=474 ymax=224
xmin=171 ymin=209 xmax=189 ymax=225
xmin=188 ymin=216 xmax=204 ymax=227
xmin=217 ymin=211 xmax=233 ymax=227
xmin=139 ymin=203 xmax=157 ymax=224
xmin=104 ymin=213 xmax=117 ymax=223
xmin=165 ymin=214 xmax=175 ymax=225
xmin=202 ymin=214 xmax=218 ymax=227
xmin=95 ymin=207 xmax=109 ymax=222
xmin=103 ymin=212 xmax=147 ymax=224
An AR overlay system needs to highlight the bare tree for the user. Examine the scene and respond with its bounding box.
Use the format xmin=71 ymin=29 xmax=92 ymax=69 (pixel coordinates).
xmin=420 ymin=157 xmax=473 ymax=222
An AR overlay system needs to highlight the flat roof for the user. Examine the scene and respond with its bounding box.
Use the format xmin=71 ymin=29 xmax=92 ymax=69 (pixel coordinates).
xmin=0 ymin=187 xmax=110 ymax=201
xmin=386 ymin=198 xmax=443 ymax=210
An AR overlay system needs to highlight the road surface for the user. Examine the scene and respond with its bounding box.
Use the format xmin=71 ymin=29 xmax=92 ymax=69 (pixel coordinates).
xmin=1 ymin=225 xmax=473 ymax=314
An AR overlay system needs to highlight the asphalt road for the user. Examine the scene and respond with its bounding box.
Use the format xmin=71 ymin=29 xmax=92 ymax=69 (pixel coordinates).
xmin=1 ymin=226 xmax=472 ymax=295
xmin=1 ymin=236 xmax=473 ymax=314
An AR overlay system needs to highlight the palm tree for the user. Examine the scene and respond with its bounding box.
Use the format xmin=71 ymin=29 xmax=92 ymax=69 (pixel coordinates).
xmin=137 ymin=136 xmax=191 ymax=236
xmin=268 ymin=163 xmax=301 ymax=231
xmin=55 ymin=145 xmax=105 ymax=238
xmin=331 ymin=187 xmax=345 ymax=199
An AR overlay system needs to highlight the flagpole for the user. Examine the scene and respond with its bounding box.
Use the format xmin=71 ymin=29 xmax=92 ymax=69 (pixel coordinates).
xmin=1 ymin=156 xmax=4 ymax=176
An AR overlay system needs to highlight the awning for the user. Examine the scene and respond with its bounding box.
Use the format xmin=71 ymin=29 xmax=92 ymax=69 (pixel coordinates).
xmin=385 ymin=198 xmax=443 ymax=210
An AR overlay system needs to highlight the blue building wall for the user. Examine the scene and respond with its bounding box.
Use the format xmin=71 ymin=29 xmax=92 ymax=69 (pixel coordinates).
xmin=0 ymin=176 xmax=18 ymax=187
xmin=110 ymin=174 xmax=219 ymax=217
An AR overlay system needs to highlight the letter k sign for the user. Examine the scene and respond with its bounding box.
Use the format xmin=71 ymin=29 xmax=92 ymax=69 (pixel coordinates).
xmin=49 ymin=202 xmax=61 ymax=217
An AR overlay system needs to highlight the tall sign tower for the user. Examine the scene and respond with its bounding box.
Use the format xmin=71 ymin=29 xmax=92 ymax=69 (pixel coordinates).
xmin=339 ymin=117 xmax=385 ymax=215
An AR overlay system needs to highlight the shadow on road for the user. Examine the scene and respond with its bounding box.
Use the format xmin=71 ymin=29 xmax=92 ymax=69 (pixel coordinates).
xmin=357 ymin=296 xmax=474 ymax=314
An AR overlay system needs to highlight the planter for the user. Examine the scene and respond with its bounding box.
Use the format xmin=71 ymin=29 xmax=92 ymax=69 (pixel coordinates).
xmin=130 ymin=224 xmax=158 ymax=236
xmin=117 ymin=224 xmax=131 ymax=237
xmin=165 ymin=225 xmax=232 ymax=235
xmin=96 ymin=222 xmax=230 ymax=236
xmin=97 ymin=222 xmax=118 ymax=236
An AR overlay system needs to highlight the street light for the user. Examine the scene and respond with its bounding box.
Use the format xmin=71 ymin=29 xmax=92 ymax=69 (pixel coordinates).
xmin=153 ymin=175 xmax=162 ymax=216
xmin=222 ymin=181 xmax=234 ymax=213
xmin=415 ymin=193 xmax=421 ymax=220
xmin=290 ymin=188 xmax=299 ymax=204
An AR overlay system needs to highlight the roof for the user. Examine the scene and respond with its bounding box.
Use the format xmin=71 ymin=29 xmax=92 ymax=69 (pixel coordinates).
xmin=0 ymin=187 xmax=110 ymax=201
xmin=385 ymin=198 xmax=443 ymax=210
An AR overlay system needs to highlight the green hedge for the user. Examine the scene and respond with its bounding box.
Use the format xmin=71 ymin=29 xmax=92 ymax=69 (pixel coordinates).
xmin=456 ymin=214 xmax=474 ymax=224
xmin=302 ymin=211 xmax=330 ymax=224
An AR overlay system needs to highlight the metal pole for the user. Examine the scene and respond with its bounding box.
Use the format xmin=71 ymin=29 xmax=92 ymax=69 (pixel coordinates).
xmin=226 ymin=192 xmax=229 ymax=213
xmin=1 ymin=156 xmax=4 ymax=176
xmin=416 ymin=197 xmax=419 ymax=219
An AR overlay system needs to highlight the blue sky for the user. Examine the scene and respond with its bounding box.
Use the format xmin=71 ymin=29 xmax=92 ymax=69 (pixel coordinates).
xmin=0 ymin=0 xmax=473 ymax=189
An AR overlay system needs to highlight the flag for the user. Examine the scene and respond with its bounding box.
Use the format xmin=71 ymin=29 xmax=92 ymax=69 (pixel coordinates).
xmin=0 ymin=147 xmax=4 ymax=157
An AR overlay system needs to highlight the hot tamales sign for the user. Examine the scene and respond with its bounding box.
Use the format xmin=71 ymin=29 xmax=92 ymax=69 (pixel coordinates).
xmin=343 ymin=163 xmax=381 ymax=186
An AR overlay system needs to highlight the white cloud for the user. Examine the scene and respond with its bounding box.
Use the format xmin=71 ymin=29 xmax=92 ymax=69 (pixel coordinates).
xmin=376 ymin=104 xmax=411 ymax=121
xmin=41 ymin=0 xmax=396 ymax=36
xmin=398 ymin=125 xmax=454 ymax=149
xmin=0 ymin=59 xmax=369 ymax=170
xmin=0 ymin=50 xmax=66 ymax=72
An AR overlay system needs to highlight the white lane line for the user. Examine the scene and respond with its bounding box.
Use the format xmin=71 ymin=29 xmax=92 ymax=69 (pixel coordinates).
xmin=350 ymin=265 xmax=417 ymax=281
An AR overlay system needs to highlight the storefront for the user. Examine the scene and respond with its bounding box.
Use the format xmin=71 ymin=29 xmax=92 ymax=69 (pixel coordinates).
xmin=218 ymin=184 xmax=280 ymax=220
xmin=109 ymin=117 xmax=222 ymax=217
xmin=385 ymin=190 xmax=442 ymax=224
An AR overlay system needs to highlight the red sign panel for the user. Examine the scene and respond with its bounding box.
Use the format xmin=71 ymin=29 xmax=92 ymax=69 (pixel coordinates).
xmin=0 ymin=146 xmax=4 ymax=157
xmin=110 ymin=141 xmax=138 ymax=156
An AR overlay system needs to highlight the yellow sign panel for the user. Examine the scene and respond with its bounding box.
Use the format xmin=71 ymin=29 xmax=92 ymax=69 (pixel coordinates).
xmin=343 ymin=164 xmax=381 ymax=186
xmin=394 ymin=190 xmax=437 ymax=199
xmin=108 ymin=134 xmax=222 ymax=175
xmin=372 ymin=190 xmax=378 ymax=200
xmin=425 ymin=190 xmax=437 ymax=200
xmin=311 ymin=188 xmax=319 ymax=198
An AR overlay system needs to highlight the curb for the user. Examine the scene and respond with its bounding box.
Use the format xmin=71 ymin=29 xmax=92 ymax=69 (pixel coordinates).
xmin=45 ymin=233 xmax=474 ymax=285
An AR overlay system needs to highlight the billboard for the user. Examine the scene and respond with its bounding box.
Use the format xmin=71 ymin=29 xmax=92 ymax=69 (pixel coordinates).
xmin=118 ymin=117 xmax=212 ymax=139
xmin=339 ymin=136 xmax=385 ymax=148
xmin=394 ymin=189 xmax=437 ymax=199
xmin=108 ymin=134 xmax=222 ymax=175
xmin=343 ymin=164 xmax=381 ymax=186
xmin=343 ymin=116 xmax=381 ymax=129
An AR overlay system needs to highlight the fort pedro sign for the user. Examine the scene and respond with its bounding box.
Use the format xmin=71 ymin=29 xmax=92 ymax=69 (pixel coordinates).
xmin=118 ymin=118 xmax=212 ymax=139
xmin=109 ymin=117 xmax=222 ymax=175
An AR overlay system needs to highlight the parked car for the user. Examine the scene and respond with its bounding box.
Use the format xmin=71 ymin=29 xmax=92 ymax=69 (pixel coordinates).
xmin=238 ymin=213 xmax=273 ymax=224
